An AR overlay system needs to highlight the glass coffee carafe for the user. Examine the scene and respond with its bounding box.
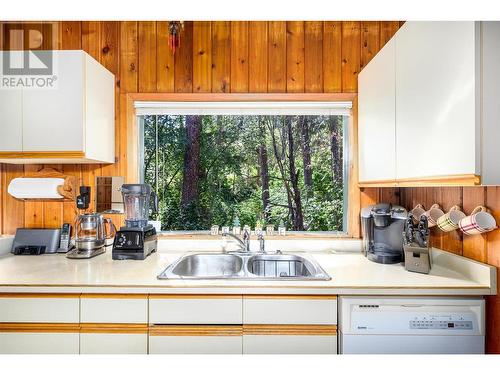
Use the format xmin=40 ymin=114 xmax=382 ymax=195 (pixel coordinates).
xmin=74 ymin=213 xmax=116 ymax=250
xmin=121 ymin=184 xmax=157 ymax=228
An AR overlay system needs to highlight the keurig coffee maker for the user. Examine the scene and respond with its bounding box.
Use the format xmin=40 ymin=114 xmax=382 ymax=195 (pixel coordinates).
xmin=361 ymin=203 xmax=407 ymax=264
xmin=112 ymin=184 xmax=158 ymax=260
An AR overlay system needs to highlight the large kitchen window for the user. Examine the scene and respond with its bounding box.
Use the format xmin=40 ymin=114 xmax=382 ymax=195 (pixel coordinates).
xmin=136 ymin=101 xmax=351 ymax=233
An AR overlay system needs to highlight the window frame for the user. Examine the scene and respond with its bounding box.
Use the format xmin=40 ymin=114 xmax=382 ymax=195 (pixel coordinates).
xmin=124 ymin=93 xmax=360 ymax=238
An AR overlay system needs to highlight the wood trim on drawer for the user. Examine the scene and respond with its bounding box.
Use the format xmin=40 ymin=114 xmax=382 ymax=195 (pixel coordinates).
xmin=243 ymin=325 xmax=337 ymax=336
xmin=243 ymin=295 xmax=336 ymax=300
xmin=80 ymin=323 xmax=149 ymax=334
xmin=81 ymin=294 xmax=148 ymax=299
xmin=149 ymin=325 xmax=243 ymax=336
xmin=0 ymin=151 xmax=86 ymax=159
xmin=0 ymin=293 xmax=80 ymax=298
xmin=149 ymin=294 xmax=242 ymax=299
xmin=0 ymin=323 xmax=80 ymax=333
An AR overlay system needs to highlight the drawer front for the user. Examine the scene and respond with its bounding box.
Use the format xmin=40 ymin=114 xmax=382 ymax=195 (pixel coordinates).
xmin=80 ymin=333 xmax=148 ymax=354
xmin=149 ymin=325 xmax=242 ymax=354
xmin=243 ymin=335 xmax=337 ymax=354
xmin=81 ymin=295 xmax=148 ymax=323
xmin=149 ymin=296 xmax=242 ymax=324
xmin=243 ymin=296 xmax=337 ymax=325
xmin=0 ymin=296 xmax=79 ymax=323
xmin=149 ymin=336 xmax=242 ymax=354
xmin=0 ymin=332 xmax=79 ymax=354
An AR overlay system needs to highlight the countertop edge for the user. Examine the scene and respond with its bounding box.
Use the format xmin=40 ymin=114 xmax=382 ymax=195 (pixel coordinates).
xmin=0 ymin=286 xmax=493 ymax=296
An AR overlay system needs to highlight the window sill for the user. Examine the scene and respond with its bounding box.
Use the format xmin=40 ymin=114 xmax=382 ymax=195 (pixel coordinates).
xmin=157 ymin=231 xmax=354 ymax=240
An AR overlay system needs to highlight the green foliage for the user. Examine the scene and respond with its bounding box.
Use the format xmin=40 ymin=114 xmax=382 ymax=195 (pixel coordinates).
xmin=143 ymin=114 xmax=346 ymax=232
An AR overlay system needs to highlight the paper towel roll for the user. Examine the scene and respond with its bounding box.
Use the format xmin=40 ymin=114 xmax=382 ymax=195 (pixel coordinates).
xmin=8 ymin=178 xmax=66 ymax=199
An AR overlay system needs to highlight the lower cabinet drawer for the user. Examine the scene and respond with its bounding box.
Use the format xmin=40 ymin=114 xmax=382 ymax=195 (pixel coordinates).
xmin=0 ymin=294 xmax=79 ymax=323
xmin=148 ymin=325 xmax=242 ymax=354
xmin=0 ymin=331 xmax=79 ymax=354
xmin=149 ymin=295 xmax=243 ymax=324
xmin=80 ymin=333 xmax=148 ymax=354
xmin=242 ymin=325 xmax=337 ymax=354
xmin=81 ymin=294 xmax=148 ymax=323
xmin=243 ymin=296 xmax=337 ymax=325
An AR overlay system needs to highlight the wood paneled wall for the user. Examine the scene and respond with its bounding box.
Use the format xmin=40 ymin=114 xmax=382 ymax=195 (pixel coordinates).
xmin=0 ymin=20 xmax=499 ymax=353
xmin=0 ymin=20 xmax=402 ymax=234
xmin=362 ymin=185 xmax=500 ymax=352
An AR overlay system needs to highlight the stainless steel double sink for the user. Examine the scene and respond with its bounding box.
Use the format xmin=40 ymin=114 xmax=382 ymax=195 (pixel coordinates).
xmin=158 ymin=252 xmax=331 ymax=281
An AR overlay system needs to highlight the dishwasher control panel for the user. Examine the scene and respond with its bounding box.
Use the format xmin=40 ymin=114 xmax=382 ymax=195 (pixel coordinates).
xmin=340 ymin=297 xmax=484 ymax=335
xmin=410 ymin=320 xmax=473 ymax=330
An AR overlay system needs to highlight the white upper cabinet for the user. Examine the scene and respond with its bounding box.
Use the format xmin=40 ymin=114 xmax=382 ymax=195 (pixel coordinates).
xmin=0 ymin=89 xmax=23 ymax=152
xmin=358 ymin=21 xmax=500 ymax=186
xmin=23 ymin=52 xmax=85 ymax=152
xmin=0 ymin=50 xmax=115 ymax=164
xmin=358 ymin=37 xmax=396 ymax=183
xmin=395 ymin=22 xmax=477 ymax=181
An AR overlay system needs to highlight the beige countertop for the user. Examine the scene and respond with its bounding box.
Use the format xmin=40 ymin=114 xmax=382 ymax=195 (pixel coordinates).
xmin=0 ymin=237 xmax=495 ymax=295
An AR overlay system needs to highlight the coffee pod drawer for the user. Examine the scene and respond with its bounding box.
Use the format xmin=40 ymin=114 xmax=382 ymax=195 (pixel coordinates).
xmin=149 ymin=295 xmax=243 ymax=324
xmin=243 ymin=296 xmax=337 ymax=325
xmin=0 ymin=294 xmax=79 ymax=323
xmin=80 ymin=294 xmax=148 ymax=323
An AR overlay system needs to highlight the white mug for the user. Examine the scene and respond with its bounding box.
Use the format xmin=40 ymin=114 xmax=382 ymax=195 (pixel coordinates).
xmin=410 ymin=204 xmax=426 ymax=223
xmin=422 ymin=203 xmax=444 ymax=228
xmin=459 ymin=206 xmax=497 ymax=235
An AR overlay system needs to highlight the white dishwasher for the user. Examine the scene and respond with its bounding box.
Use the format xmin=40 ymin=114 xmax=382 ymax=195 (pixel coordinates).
xmin=339 ymin=296 xmax=485 ymax=354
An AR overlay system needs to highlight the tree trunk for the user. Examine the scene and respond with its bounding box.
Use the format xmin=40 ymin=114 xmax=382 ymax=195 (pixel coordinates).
xmin=300 ymin=116 xmax=313 ymax=198
xmin=286 ymin=116 xmax=304 ymax=230
xmin=181 ymin=115 xmax=202 ymax=209
xmin=258 ymin=119 xmax=271 ymax=222
xmin=330 ymin=116 xmax=342 ymax=184
xmin=267 ymin=116 xmax=295 ymax=229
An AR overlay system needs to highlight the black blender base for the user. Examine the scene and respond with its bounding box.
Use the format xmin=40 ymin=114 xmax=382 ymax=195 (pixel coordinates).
xmin=367 ymin=251 xmax=403 ymax=264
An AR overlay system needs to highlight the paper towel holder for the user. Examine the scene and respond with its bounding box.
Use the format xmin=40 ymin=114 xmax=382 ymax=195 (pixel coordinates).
xmin=16 ymin=167 xmax=77 ymax=201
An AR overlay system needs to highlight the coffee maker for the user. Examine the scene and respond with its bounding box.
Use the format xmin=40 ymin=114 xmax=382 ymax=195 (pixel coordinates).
xmin=112 ymin=184 xmax=158 ymax=260
xmin=361 ymin=203 xmax=407 ymax=264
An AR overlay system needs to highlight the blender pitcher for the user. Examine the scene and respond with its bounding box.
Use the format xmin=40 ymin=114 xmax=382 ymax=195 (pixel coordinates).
xmin=121 ymin=184 xmax=158 ymax=228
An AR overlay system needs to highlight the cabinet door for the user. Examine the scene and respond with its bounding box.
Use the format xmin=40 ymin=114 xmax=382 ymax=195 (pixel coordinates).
xmin=243 ymin=334 xmax=337 ymax=354
xmin=0 ymin=332 xmax=79 ymax=354
xmin=395 ymin=22 xmax=477 ymax=180
xmin=80 ymin=333 xmax=148 ymax=354
xmin=0 ymin=89 xmax=23 ymax=151
xmin=358 ymin=37 xmax=396 ymax=183
xmin=149 ymin=326 xmax=242 ymax=354
xmin=22 ymin=51 xmax=84 ymax=151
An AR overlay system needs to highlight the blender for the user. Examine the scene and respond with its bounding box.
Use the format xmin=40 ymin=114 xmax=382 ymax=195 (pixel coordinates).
xmin=112 ymin=184 xmax=158 ymax=260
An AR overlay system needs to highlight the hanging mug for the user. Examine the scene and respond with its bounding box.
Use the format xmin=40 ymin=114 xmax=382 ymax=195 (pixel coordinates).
xmin=410 ymin=204 xmax=426 ymax=224
xmin=422 ymin=203 xmax=445 ymax=228
xmin=436 ymin=205 xmax=466 ymax=232
xmin=459 ymin=206 xmax=497 ymax=235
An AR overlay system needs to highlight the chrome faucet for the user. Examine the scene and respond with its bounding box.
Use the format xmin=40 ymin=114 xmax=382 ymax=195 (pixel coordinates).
xmin=222 ymin=229 xmax=250 ymax=253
